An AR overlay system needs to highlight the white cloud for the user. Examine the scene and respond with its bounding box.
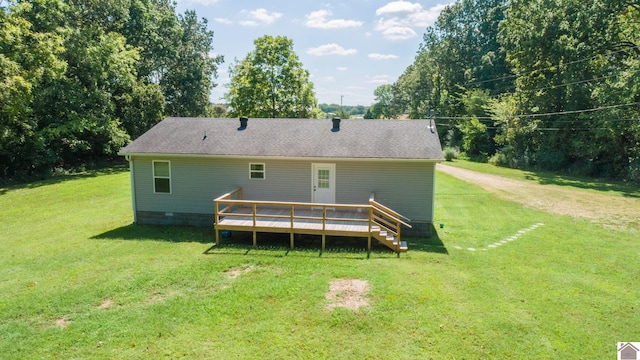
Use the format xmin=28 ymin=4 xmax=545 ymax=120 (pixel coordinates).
xmin=240 ymin=8 xmax=282 ymax=26
xmin=408 ymin=4 xmax=448 ymax=27
xmin=177 ymin=0 xmax=220 ymax=5
xmin=367 ymin=75 xmax=393 ymax=84
xmin=214 ymin=18 xmax=232 ymax=24
xmin=376 ymin=1 xmax=423 ymax=15
xmin=307 ymin=44 xmax=357 ymax=56
xmin=368 ymin=53 xmax=399 ymax=60
xmin=380 ymin=26 xmax=417 ymax=40
xmin=337 ymin=67 xmax=348 ymax=71
xmin=305 ymin=10 xmax=363 ymax=29
xmin=375 ymin=1 xmax=450 ymax=40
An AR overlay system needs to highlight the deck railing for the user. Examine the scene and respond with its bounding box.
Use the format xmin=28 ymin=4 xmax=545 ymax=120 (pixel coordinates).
xmin=214 ymin=187 xmax=411 ymax=252
xmin=369 ymin=192 xmax=412 ymax=252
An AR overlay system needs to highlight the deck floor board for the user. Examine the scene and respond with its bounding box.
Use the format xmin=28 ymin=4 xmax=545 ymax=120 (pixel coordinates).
xmin=214 ymin=200 xmax=406 ymax=252
xmin=217 ymin=207 xmax=371 ymax=233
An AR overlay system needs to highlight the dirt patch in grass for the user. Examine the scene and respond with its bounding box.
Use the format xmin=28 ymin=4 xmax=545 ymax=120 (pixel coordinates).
xmin=98 ymin=298 xmax=113 ymax=309
xmin=325 ymin=279 xmax=370 ymax=312
xmin=438 ymin=164 xmax=640 ymax=231
xmin=55 ymin=318 xmax=71 ymax=329
xmin=224 ymin=265 xmax=255 ymax=280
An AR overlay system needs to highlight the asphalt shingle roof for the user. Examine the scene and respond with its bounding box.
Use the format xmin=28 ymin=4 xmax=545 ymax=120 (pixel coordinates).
xmin=119 ymin=117 xmax=443 ymax=160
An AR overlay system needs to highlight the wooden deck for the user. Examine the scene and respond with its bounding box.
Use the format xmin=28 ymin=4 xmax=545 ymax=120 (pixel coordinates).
xmin=213 ymin=188 xmax=411 ymax=252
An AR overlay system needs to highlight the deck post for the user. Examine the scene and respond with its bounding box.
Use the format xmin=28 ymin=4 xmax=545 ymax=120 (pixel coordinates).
xmin=322 ymin=206 xmax=327 ymax=252
xmin=290 ymin=204 xmax=295 ymax=249
xmin=322 ymin=207 xmax=327 ymax=231
xmin=253 ymin=231 xmax=257 ymax=247
xmin=397 ymin=221 xmax=402 ymax=253
xmin=290 ymin=204 xmax=294 ymax=228
xmin=214 ymin=200 xmax=220 ymax=245
xmin=252 ymin=203 xmax=257 ymax=227
xmin=367 ymin=206 xmax=373 ymax=251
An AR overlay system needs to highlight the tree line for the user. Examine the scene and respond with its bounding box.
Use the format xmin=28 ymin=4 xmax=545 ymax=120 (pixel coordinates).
xmin=1 ymin=0 xmax=221 ymax=179
xmin=4 ymin=0 xmax=639 ymax=183
xmin=372 ymin=0 xmax=640 ymax=182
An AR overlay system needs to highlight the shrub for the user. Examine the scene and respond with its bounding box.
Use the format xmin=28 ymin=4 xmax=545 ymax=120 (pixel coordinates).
xmin=443 ymin=147 xmax=459 ymax=161
xmin=489 ymin=152 xmax=509 ymax=167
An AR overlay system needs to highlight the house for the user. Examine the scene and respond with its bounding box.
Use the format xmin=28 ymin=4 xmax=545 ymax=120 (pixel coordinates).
xmin=619 ymin=343 xmax=640 ymax=360
xmin=118 ymin=117 xmax=443 ymax=250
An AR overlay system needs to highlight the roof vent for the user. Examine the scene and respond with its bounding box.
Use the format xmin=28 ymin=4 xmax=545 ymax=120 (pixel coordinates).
xmin=238 ymin=116 xmax=248 ymax=131
xmin=331 ymin=117 xmax=341 ymax=132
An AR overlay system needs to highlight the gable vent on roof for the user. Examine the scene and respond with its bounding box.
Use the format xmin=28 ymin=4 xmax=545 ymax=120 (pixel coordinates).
xmin=331 ymin=117 xmax=341 ymax=132
xmin=238 ymin=116 xmax=248 ymax=130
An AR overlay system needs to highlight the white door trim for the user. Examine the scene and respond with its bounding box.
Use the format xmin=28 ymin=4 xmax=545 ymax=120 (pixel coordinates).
xmin=311 ymin=163 xmax=336 ymax=204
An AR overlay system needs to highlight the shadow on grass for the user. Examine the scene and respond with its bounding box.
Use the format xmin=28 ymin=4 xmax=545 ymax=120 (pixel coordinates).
xmin=526 ymin=171 xmax=640 ymax=198
xmin=405 ymin=225 xmax=448 ymax=254
xmin=94 ymin=224 xmax=448 ymax=256
xmin=204 ymin=226 xmax=448 ymax=256
xmin=0 ymin=165 xmax=129 ymax=196
xmin=447 ymin=160 xmax=640 ymax=198
xmin=92 ymin=224 xmax=214 ymax=244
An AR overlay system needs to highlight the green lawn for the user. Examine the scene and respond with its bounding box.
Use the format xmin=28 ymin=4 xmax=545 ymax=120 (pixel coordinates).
xmin=446 ymin=159 xmax=640 ymax=198
xmin=1 ymin=166 xmax=638 ymax=358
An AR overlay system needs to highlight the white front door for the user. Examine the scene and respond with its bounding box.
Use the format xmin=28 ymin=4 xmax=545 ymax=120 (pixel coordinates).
xmin=312 ymin=163 xmax=336 ymax=204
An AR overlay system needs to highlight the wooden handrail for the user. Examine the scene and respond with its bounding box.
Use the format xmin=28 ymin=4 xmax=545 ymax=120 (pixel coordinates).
xmin=214 ymin=187 xmax=243 ymax=201
xmin=215 ymin=190 xmax=411 ymax=253
xmin=214 ymin=187 xmax=243 ymax=227
xmin=371 ymin=201 xmax=412 ymax=229
xmin=216 ymin=199 xmax=368 ymax=209
xmin=369 ymin=193 xmax=411 ymax=222
xmin=216 ymin=196 xmax=409 ymax=227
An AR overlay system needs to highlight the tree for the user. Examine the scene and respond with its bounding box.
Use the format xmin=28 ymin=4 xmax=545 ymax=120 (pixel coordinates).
xmin=499 ymin=0 xmax=639 ymax=176
xmin=0 ymin=0 xmax=66 ymax=177
xmin=0 ymin=0 xmax=220 ymax=178
xmin=458 ymin=89 xmax=494 ymax=156
xmin=161 ymin=10 xmax=223 ymax=117
xmin=226 ymin=35 xmax=322 ymax=118
xmin=422 ymin=0 xmax=509 ymax=117
xmin=366 ymin=84 xmax=398 ymax=119
xmin=392 ymin=0 xmax=509 ymax=143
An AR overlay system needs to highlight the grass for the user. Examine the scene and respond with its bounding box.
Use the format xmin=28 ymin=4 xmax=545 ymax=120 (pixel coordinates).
xmin=446 ymin=159 xmax=640 ymax=198
xmin=1 ymin=167 xmax=639 ymax=358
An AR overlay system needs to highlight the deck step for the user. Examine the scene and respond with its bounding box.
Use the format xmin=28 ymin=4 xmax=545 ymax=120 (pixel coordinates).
xmin=399 ymin=241 xmax=408 ymax=252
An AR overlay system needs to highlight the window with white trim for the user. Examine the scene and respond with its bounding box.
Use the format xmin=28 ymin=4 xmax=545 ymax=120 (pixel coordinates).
xmin=250 ymin=163 xmax=265 ymax=179
xmin=153 ymin=160 xmax=171 ymax=193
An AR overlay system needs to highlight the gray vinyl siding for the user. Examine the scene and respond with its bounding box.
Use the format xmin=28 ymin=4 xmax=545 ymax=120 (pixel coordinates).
xmin=131 ymin=156 xmax=435 ymax=223
xmin=132 ymin=156 xmax=310 ymax=215
xmin=335 ymin=161 xmax=435 ymax=222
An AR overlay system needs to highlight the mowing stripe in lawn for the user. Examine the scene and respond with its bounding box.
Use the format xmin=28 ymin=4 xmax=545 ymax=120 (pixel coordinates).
xmin=452 ymin=222 xmax=545 ymax=251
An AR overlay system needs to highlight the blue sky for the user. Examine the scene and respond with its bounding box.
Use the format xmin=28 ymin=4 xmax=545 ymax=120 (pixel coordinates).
xmin=173 ymin=0 xmax=452 ymax=106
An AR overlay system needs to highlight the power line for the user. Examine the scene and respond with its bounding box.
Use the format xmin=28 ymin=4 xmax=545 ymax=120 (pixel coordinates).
xmin=436 ymin=123 xmax=636 ymax=131
xmin=476 ymin=69 xmax=636 ymax=100
xmin=433 ymin=101 xmax=640 ymax=121
xmin=463 ymin=45 xmax=640 ymax=88
xmin=518 ymin=70 xmax=640 ymax=94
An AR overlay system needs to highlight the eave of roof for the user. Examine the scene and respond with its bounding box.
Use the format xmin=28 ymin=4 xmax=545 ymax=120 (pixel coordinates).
xmin=118 ymin=152 xmax=444 ymax=163
xmin=119 ymin=117 xmax=444 ymax=160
